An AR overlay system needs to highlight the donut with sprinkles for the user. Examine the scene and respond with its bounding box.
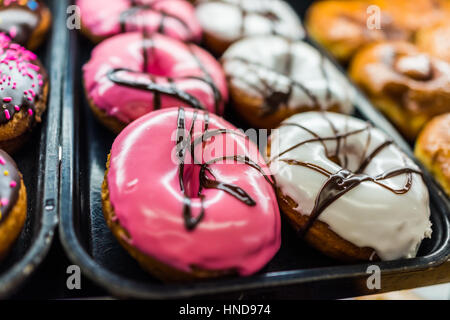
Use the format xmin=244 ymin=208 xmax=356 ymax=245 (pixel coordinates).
xmin=0 ymin=149 xmax=27 ymax=261
xmin=0 ymin=0 xmax=52 ymax=50
xmin=0 ymin=33 xmax=48 ymax=153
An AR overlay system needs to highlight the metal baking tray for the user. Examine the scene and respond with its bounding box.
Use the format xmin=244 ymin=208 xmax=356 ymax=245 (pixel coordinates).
xmin=0 ymin=0 xmax=66 ymax=298
xmin=59 ymin=0 xmax=450 ymax=299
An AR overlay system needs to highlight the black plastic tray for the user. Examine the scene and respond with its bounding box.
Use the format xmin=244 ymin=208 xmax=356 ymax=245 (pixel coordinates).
xmin=59 ymin=0 xmax=450 ymax=299
xmin=0 ymin=0 xmax=66 ymax=298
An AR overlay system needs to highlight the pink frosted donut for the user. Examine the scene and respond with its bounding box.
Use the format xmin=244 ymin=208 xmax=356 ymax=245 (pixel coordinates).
xmin=103 ymin=107 xmax=281 ymax=279
xmin=77 ymin=0 xmax=202 ymax=43
xmin=84 ymin=32 xmax=228 ymax=132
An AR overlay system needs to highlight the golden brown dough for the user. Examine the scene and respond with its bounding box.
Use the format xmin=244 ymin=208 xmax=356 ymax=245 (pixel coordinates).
xmin=277 ymin=188 xmax=378 ymax=262
xmin=349 ymin=41 xmax=450 ymax=140
xmin=266 ymin=143 xmax=378 ymax=262
xmin=0 ymin=180 xmax=27 ymax=262
xmin=306 ymin=0 xmax=450 ymax=63
xmin=305 ymin=0 xmax=409 ymax=63
xmin=415 ymin=113 xmax=450 ymax=197
xmin=416 ymin=21 xmax=450 ymax=63
xmin=383 ymin=0 xmax=450 ymax=36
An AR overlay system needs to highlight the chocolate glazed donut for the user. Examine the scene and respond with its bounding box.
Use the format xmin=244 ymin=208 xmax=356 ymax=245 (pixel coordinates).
xmin=0 ymin=0 xmax=52 ymax=50
xmin=0 ymin=34 xmax=48 ymax=153
xmin=0 ymin=149 xmax=27 ymax=261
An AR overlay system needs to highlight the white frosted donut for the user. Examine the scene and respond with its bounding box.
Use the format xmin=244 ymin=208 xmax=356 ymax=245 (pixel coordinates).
xmin=196 ymin=0 xmax=304 ymax=53
xmin=268 ymin=112 xmax=432 ymax=260
xmin=222 ymin=36 xmax=354 ymax=126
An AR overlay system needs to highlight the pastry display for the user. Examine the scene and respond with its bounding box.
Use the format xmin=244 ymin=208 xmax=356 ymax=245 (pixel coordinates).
xmin=349 ymin=41 xmax=450 ymax=140
xmin=102 ymin=107 xmax=280 ymax=280
xmin=0 ymin=0 xmax=51 ymax=50
xmin=2 ymin=0 xmax=448 ymax=300
xmin=415 ymin=113 xmax=450 ymax=197
xmin=77 ymin=0 xmax=202 ymax=44
xmin=0 ymin=149 xmax=26 ymax=261
xmin=0 ymin=33 xmax=48 ymax=153
xmin=267 ymin=111 xmax=432 ymax=261
xmin=222 ymin=36 xmax=353 ymax=128
xmin=195 ymin=0 xmax=304 ymax=55
xmin=83 ymin=32 xmax=228 ymax=133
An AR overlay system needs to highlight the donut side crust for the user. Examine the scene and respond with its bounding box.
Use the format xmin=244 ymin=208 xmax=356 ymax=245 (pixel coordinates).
xmin=415 ymin=115 xmax=450 ymax=197
xmin=266 ymin=143 xmax=378 ymax=262
xmin=305 ymin=1 xmax=359 ymax=63
xmin=27 ymin=4 xmax=52 ymax=51
xmin=0 ymin=81 xmax=49 ymax=154
xmin=229 ymin=81 xmax=343 ymax=129
xmin=102 ymin=154 xmax=235 ymax=282
xmin=202 ymin=29 xmax=233 ymax=57
xmin=80 ymin=19 xmax=108 ymax=44
xmin=0 ymin=179 xmax=27 ymax=261
xmin=83 ymin=84 xmax=128 ymax=134
xmin=277 ymin=188 xmax=378 ymax=262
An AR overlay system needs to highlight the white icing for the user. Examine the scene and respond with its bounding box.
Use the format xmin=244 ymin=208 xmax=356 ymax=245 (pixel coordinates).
xmin=395 ymin=54 xmax=431 ymax=78
xmin=222 ymin=36 xmax=354 ymax=113
xmin=268 ymin=112 xmax=432 ymax=260
xmin=195 ymin=0 xmax=304 ymax=42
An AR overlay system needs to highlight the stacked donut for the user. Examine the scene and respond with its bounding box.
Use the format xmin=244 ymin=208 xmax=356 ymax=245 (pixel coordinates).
xmin=306 ymin=0 xmax=450 ymax=196
xmin=79 ymin=0 xmax=433 ymax=281
xmin=0 ymin=0 xmax=51 ymax=261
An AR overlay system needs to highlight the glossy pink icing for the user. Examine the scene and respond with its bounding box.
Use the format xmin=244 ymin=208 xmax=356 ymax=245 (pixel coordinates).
xmin=107 ymin=107 xmax=281 ymax=275
xmin=84 ymin=32 xmax=228 ymax=124
xmin=77 ymin=0 xmax=202 ymax=43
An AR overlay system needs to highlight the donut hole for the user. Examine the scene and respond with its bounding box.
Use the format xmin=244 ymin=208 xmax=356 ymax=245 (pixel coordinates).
xmin=322 ymin=129 xmax=378 ymax=175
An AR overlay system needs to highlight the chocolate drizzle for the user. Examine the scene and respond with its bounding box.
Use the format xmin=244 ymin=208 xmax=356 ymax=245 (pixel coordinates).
xmin=215 ymin=0 xmax=287 ymax=39
xmin=176 ymin=107 xmax=275 ymax=230
xmin=108 ymin=68 xmax=207 ymax=111
xmin=119 ymin=0 xmax=193 ymax=38
xmin=106 ymin=33 xmax=223 ymax=114
xmin=0 ymin=149 xmax=20 ymax=225
xmin=224 ymin=48 xmax=333 ymax=116
xmin=270 ymin=114 xmax=422 ymax=236
xmin=0 ymin=0 xmax=42 ymax=46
